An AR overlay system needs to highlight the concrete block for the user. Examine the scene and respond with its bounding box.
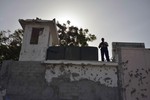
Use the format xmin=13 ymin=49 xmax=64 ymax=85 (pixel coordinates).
xmin=47 ymin=46 xmax=65 ymax=60
xmin=65 ymin=46 xmax=80 ymax=60
xmin=80 ymin=47 xmax=98 ymax=61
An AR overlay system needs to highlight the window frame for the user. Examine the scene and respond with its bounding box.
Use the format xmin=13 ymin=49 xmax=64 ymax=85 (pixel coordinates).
xmin=30 ymin=27 xmax=44 ymax=44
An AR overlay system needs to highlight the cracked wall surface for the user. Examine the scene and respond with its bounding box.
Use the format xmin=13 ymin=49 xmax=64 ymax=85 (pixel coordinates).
xmin=45 ymin=64 xmax=118 ymax=87
xmin=0 ymin=61 xmax=119 ymax=100
xmin=120 ymin=48 xmax=150 ymax=100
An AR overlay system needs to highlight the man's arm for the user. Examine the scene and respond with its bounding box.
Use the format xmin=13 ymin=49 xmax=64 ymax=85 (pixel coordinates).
xmin=98 ymin=43 xmax=101 ymax=48
xmin=105 ymin=42 xmax=108 ymax=46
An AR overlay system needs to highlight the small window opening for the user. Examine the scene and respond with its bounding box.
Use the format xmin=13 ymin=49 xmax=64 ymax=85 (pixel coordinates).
xmin=30 ymin=28 xmax=44 ymax=44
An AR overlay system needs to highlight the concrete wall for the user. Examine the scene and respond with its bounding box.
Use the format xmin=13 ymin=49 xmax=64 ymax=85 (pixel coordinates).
xmin=19 ymin=19 xmax=59 ymax=61
xmin=112 ymin=42 xmax=145 ymax=62
xmin=19 ymin=24 xmax=50 ymax=61
xmin=0 ymin=61 xmax=119 ymax=100
xmin=120 ymin=48 xmax=150 ymax=100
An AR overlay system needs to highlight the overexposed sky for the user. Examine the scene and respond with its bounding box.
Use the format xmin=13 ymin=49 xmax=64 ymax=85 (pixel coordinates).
xmin=0 ymin=0 xmax=150 ymax=58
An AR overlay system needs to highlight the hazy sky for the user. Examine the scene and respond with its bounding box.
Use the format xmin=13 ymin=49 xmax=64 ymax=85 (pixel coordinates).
xmin=0 ymin=0 xmax=150 ymax=58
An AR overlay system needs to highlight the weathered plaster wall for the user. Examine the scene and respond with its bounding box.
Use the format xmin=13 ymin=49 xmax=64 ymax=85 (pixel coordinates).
xmin=19 ymin=19 xmax=59 ymax=62
xmin=120 ymin=48 xmax=150 ymax=100
xmin=0 ymin=61 xmax=119 ymax=100
xmin=0 ymin=61 xmax=47 ymax=100
xmin=45 ymin=62 xmax=117 ymax=87
xmin=112 ymin=42 xmax=145 ymax=62
xmin=19 ymin=24 xmax=50 ymax=61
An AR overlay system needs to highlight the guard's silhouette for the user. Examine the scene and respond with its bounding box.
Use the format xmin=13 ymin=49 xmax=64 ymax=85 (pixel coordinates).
xmin=98 ymin=38 xmax=110 ymax=61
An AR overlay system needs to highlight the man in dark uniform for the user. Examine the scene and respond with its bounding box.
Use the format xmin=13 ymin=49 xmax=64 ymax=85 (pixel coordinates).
xmin=98 ymin=38 xmax=110 ymax=61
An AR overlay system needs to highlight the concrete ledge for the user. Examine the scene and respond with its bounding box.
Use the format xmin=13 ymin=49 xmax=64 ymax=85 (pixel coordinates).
xmin=42 ymin=60 xmax=118 ymax=67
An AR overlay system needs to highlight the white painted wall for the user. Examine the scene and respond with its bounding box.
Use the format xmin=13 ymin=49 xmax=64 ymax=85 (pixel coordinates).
xmin=120 ymin=48 xmax=150 ymax=100
xmin=19 ymin=24 xmax=50 ymax=61
xmin=19 ymin=19 xmax=59 ymax=61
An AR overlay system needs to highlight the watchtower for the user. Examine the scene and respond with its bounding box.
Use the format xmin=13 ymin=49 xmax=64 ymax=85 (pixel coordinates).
xmin=19 ymin=18 xmax=59 ymax=61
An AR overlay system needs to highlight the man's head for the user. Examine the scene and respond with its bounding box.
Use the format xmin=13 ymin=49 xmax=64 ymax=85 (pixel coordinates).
xmin=101 ymin=38 xmax=104 ymax=42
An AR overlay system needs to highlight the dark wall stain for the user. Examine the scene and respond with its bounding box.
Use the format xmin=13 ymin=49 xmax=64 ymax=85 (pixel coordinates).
xmin=104 ymin=77 xmax=111 ymax=82
xmin=51 ymin=70 xmax=55 ymax=74
xmin=59 ymin=65 xmax=65 ymax=72
xmin=72 ymin=73 xmax=79 ymax=77
xmin=141 ymin=93 xmax=147 ymax=98
xmin=131 ymin=88 xmax=136 ymax=95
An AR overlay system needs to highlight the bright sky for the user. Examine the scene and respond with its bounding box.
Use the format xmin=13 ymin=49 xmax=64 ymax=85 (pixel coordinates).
xmin=1 ymin=0 xmax=150 ymax=59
